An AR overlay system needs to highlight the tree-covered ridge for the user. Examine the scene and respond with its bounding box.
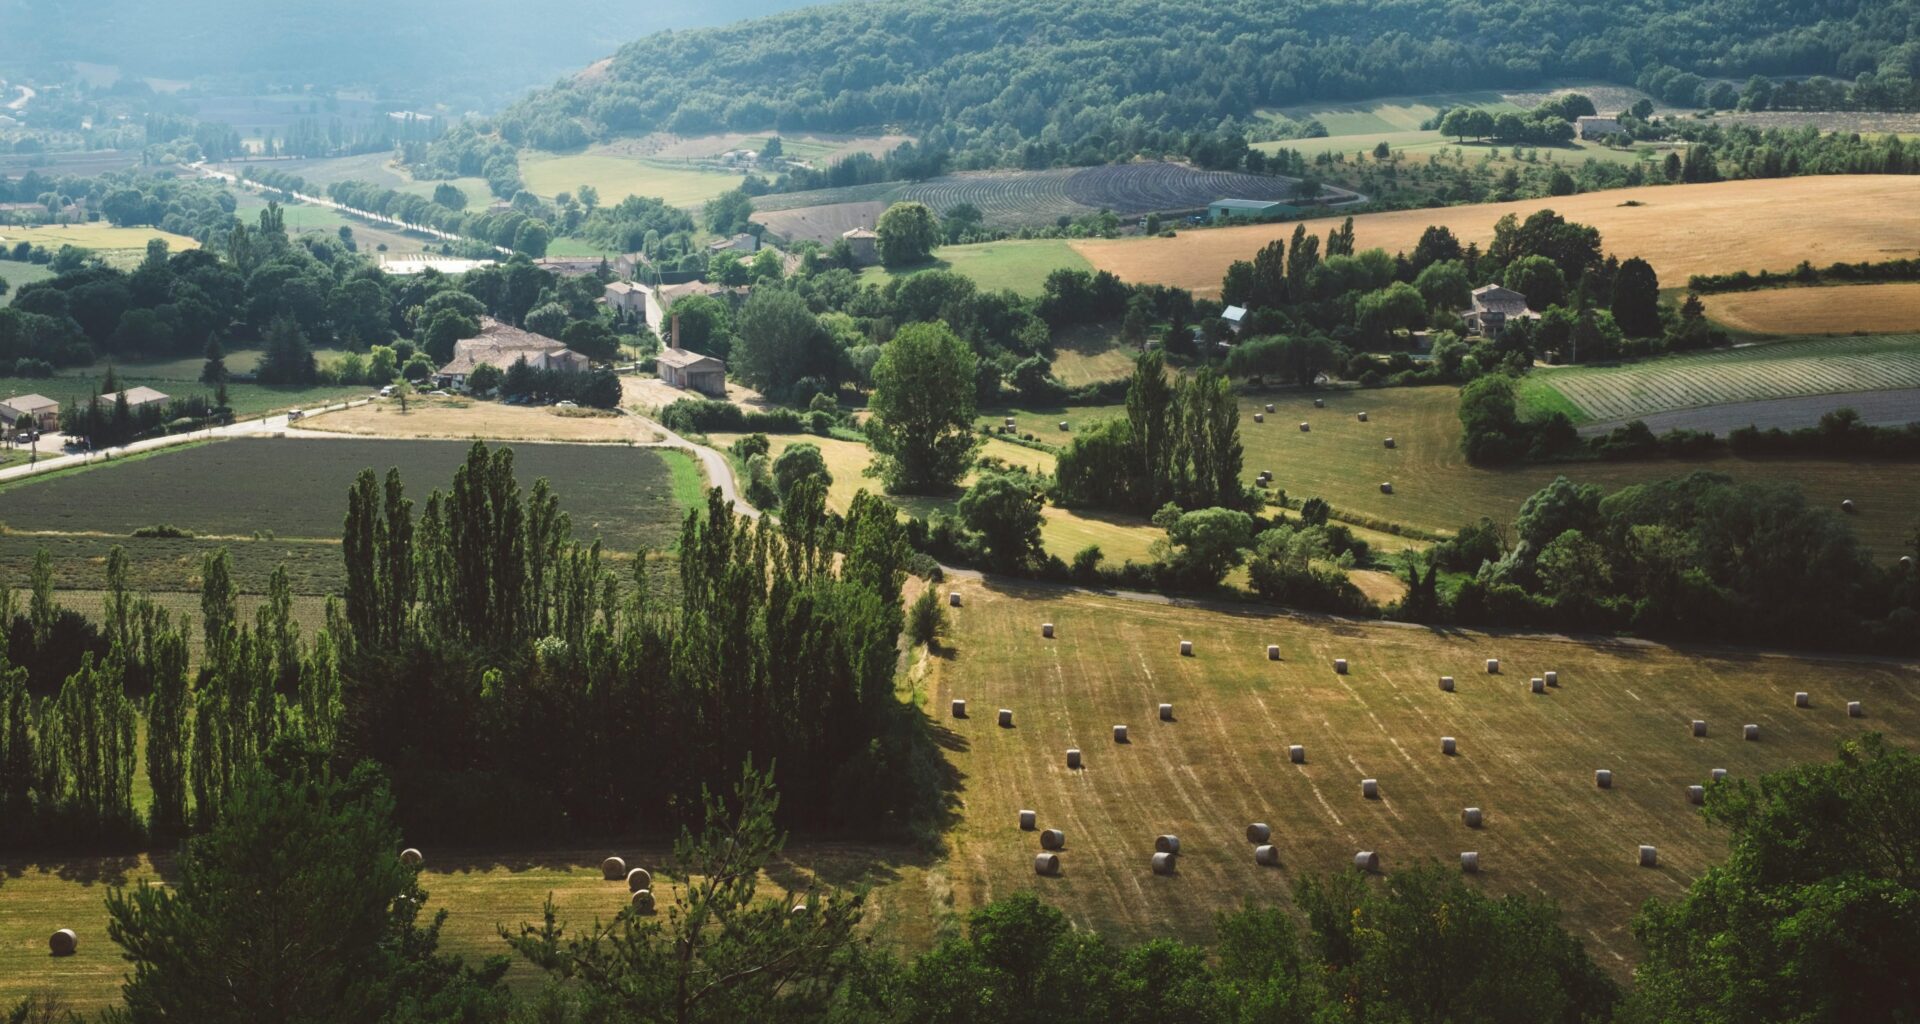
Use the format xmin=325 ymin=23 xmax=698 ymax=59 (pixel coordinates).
xmin=501 ymin=0 xmax=1915 ymax=158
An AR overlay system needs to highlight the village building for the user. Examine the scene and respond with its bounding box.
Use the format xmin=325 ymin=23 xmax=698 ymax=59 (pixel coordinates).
xmin=1208 ymin=198 xmax=1289 ymax=222
xmin=604 ymin=280 xmax=647 ymax=316
xmin=636 ymin=280 xmax=740 ymax=330
xmin=1221 ymin=305 xmax=1249 ymax=335
xmin=706 ymin=233 xmax=760 ymax=255
xmin=0 ymin=393 xmax=61 ymax=434
xmin=98 ymin=386 xmax=171 ymax=412
xmin=1460 ymin=284 xmax=1540 ymax=337
xmin=435 ymin=318 xmax=588 ymax=391
xmin=655 ymin=347 xmax=728 ymax=397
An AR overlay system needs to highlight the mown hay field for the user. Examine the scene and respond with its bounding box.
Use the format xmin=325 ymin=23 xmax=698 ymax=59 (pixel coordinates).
xmin=518 ymin=147 xmax=746 ymax=207
xmin=293 ymin=397 xmax=661 ymax=444
xmin=927 ymin=584 xmax=1920 ymax=970
xmin=1523 ymin=334 xmax=1920 ymax=422
xmin=0 ymin=224 xmax=200 ymax=269
xmin=1070 ymin=176 xmax=1920 ymax=297
xmin=1702 ymin=284 xmax=1920 ymax=336
xmin=0 ymin=841 xmax=946 ymax=1012
xmin=0 ymin=438 xmax=687 ymax=593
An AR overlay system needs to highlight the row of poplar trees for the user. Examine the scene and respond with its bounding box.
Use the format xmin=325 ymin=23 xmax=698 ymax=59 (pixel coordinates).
xmin=0 ymin=549 xmax=343 ymax=850
xmin=1054 ymin=349 xmax=1247 ymax=514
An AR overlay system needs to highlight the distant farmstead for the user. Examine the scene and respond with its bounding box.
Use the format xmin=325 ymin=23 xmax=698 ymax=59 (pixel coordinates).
xmin=99 ymin=386 xmax=170 ymax=412
xmin=1460 ymin=284 xmax=1540 ymax=337
xmin=1 ymin=393 xmax=61 ymax=433
xmin=706 ymin=233 xmax=760 ymax=254
xmin=655 ymin=347 xmax=728 ymax=397
xmin=1576 ymin=116 xmax=1628 ymax=140
xmin=841 ymin=227 xmax=879 ymax=266
xmin=436 ymin=318 xmax=588 ymax=390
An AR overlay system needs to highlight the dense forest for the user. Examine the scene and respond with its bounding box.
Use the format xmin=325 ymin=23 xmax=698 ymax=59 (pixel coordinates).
xmin=495 ymin=0 xmax=1919 ymax=164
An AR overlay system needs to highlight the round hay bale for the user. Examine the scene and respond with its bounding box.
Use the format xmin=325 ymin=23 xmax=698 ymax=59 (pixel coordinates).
xmin=1152 ymin=851 xmax=1177 ymax=875
xmin=949 ymin=591 xmax=962 ymax=607
xmin=1744 ymin=723 xmax=1759 ymax=741
xmin=1544 ymin=671 xmax=1558 ymax=686
xmin=1334 ymin=658 xmax=1349 ymax=674
xmin=1253 ymin=412 xmax=1265 ymax=423
xmin=1383 ymin=437 xmax=1396 ymax=449
xmin=1795 ymin=691 xmax=1810 ymax=708
xmin=1034 ymin=852 xmax=1061 ymax=876
xmin=1639 ymin=845 xmax=1659 ymax=868
xmin=48 ymin=928 xmax=77 ymax=956
xmin=1354 ymin=850 xmax=1380 ymax=873
xmin=1255 ymin=844 xmax=1280 ymax=866
xmin=951 ymin=699 xmax=968 ymax=718
xmin=1289 ymin=744 xmax=1306 ymax=764
xmin=1691 ymin=719 xmax=1707 ymax=737
xmin=1065 ymin=748 xmax=1082 ymax=769
xmin=1004 ymin=416 xmax=1016 ymax=428
xmin=1439 ymin=676 xmax=1455 ymax=692
xmin=626 ymin=867 xmax=652 ymax=893
xmin=1531 ymin=677 xmax=1546 ymax=695
xmin=1265 ymin=403 xmax=1276 ymax=413
xmin=1357 ymin=411 xmax=1369 ymax=422
xmin=1159 ymin=703 xmax=1174 ymax=722
xmin=1041 ymin=622 xmax=1054 ymax=639
xmin=1313 ymin=398 xmax=1325 ymax=409
xmin=400 ymin=848 xmax=423 ymax=867
xmin=1379 ymin=482 xmax=1394 ymax=495
xmin=1711 ymin=768 xmax=1728 ymax=782
xmin=1041 ymin=828 xmax=1066 ymax=851
xmin=1179 ymin=639 xmax=1193 ymax=656
xmin=1247 ymin=822 xmax=1272 ymax=844
xmin=1688 ymin=785 xmax=1705 ymax=805
xmin=600 ymin=856 xmax=627 ymax=881
xmin=1849 ymin=701 xmax=1864 ymax=718
xmin=998 ymin=708 xmax=1014 ymax=728
xmin=1460 ymin=851 xmax=1480 ymax=873
xmin=1841 ymin=499 xmax=1855 ymax=513
xmin=1155 ymin=835 xmax=1181 ymax=854
xmin=1442 ymin=736 xmax=1457 ymax=756
xmin=631 ymin=889 xmax=655 ymax=914
xmin=791 ymin=902 xmax=809 ymax=916
xmin=1059 ymin=420 xmax=1070 ymax=431
xmin=1596 ymin=769 xmax=1613 ymax=789
xmin=1267 ymin=644 xmax=1281 ymax=660
xmin=1299 ymin=422 xmax=1311 ymax=432
xmin=1486 ymin=658 xmax=1500 ymax=674
xmin=1114 ymin=724 xmax=1129 ymax=743
xmin=1462 ymin=806 xmax=1483 ymax=828
xmin=1019 ymin=809 xmax=1037 ymax=830
xmin=1361 ymin=778 xmax=1379 ymax=799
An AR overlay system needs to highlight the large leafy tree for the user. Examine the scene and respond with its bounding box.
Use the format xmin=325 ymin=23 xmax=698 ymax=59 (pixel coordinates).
xmin=1628 ymin=734 xmax=1920 ymax=1024
xmin=956 ymin=471 xmax=1045 ymax=571
xmin=731 ymin=287 xmax=835 ymax=400
xmin=867 ymin=322 xmax=978 ymax=492
xmin=104 ymin=758 xmax=510 ymax=1024
xmin=875 ymin=202 xmax=939 ymax=268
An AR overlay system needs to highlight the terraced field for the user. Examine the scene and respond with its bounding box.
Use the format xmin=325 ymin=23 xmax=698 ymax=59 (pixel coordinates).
xmin=892 ymin=161 xmax=1356 ymax=227
xmin=1527 ymin=334 xmax=1920 ymax=424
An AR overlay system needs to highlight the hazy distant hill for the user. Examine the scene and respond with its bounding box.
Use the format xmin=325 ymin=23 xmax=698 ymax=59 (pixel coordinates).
xmin=0 ymin=0 xmax=824 ymax=107
xmin=496 ymin=0 xmax=1917 ymax=161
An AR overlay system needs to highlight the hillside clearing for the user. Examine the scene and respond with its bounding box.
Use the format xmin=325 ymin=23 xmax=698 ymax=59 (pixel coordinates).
xmin=519 ymin=148 xmax=746 ymax=207
xmin=858 ymin=240 xmax=1092 ymax=298
xmin=1071 ymin=176 xmax=1920 ymax=296
xmin=1702 ymin=284 xmax=1920 ymax=336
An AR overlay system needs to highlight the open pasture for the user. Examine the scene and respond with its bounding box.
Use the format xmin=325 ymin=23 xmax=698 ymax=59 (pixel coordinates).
xmin=293 ymin=396 xmax=660 ymax=444
xmin=892 ymin=162 xmax=1350 ymax=228
xmin=1524 ymin=334 xmax=1920 ymax=423
xmin=858 ymin=239 xmax=1091 ymax=297
xmin=928 ymin=584 xmax=1920 ymax=966
xmin=1702 ymin=284 xmax=1920 ymax=336
xmin=519 ymin=147 xmax=747 ymax=207
xmin=0 ymin=258 xmax=57 ymax=302
xmin=0 ymin=351 xmax=360 ymax=423
xmin=1072 ymin=176 xmax=1920 ymax=297
xmin=0 ymin=224 xmax=200 ymax=269
xmin=0 ymin=438 xmax=687 ymax=593
xmin=1261 ymin=89 xmax=1519 ymax=136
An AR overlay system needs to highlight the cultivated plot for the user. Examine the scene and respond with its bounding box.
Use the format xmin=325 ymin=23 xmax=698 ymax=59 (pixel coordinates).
xmin=1702 ymin=284 xmax=1920 ymax=336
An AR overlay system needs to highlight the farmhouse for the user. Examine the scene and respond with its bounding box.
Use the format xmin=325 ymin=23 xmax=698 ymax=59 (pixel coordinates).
xmin=0 ymin=393 xmax=61 ymax=433
xmin=842 ymin=227 xmax=879 ymax=267
xmin=636 ymin=280 xmax=740 ymax=329
xmin=604 ymin=280 xmax=647 ymax=316
xmin=1221 ymin=305 xmax=1249 ymax=334
xmin=436 ymin=318 xmax=588 ymax=391
xmin=99 ymin=386 xmax=170 ymax=412
xmin=1576 ymin=116 xmax=1628 ymax=140
xmin=1209 ymin=198 xmax=1288 ymax=222
xmin=707 ymin=233 xmax=760 ymax=254
xmin=1460 ymin=284 xmax=1539 ymax=337
xmin=655 ymin=347 xmax=728 ymax=397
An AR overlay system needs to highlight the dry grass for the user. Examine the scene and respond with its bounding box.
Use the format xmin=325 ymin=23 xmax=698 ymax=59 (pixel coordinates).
xmin=926 ymin=585 xmax=1920 ymax=971
xmin=1703 ymin=284 xmax=1920 ymax=336
xmin=293 ymin=397 xmax=657 ymax=444
xmin=1071 ymin=176 xmax=1920 ymax=296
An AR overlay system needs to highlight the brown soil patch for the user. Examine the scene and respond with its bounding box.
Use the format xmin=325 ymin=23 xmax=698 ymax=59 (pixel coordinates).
xmin=293 ymin=397 xmax=655 ymax=443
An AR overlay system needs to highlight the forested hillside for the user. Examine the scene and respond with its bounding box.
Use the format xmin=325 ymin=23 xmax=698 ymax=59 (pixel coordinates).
xmin=500 ymin=0 xmax=1919 ymax=161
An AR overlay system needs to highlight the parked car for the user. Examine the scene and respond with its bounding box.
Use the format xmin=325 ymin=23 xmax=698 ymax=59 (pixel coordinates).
xmin=555 ymin=400 xmax=578 ymax=408
xmin=378 ymin=385 xmax=396 ymax=397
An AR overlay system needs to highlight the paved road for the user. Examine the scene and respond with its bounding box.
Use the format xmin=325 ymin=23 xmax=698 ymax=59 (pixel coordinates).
xmin=194 ymin=163 xmax=511 ymax=255
xmin=627 ymin=412 xmax=758 ymax=519
xmin=1578 ymin=387 xmax=1920 ymax=437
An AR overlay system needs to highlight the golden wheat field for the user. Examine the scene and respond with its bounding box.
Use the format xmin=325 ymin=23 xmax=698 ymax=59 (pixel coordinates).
xmin=1071 ymin=176 xmax=1920 ymax=296
xmin=1702 ymin=283 xmax=1920 ymax=335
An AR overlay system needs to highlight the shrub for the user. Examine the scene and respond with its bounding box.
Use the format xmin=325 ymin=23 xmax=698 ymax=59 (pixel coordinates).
xmin=132 ymin=524 xmax=195 ymax=539
xmin=907 ymin=588 xmax=946 ymax=646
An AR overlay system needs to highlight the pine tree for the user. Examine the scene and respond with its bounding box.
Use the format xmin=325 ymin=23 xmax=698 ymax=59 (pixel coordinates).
xmin=200 ymin=338 xmax=228 ymax=385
